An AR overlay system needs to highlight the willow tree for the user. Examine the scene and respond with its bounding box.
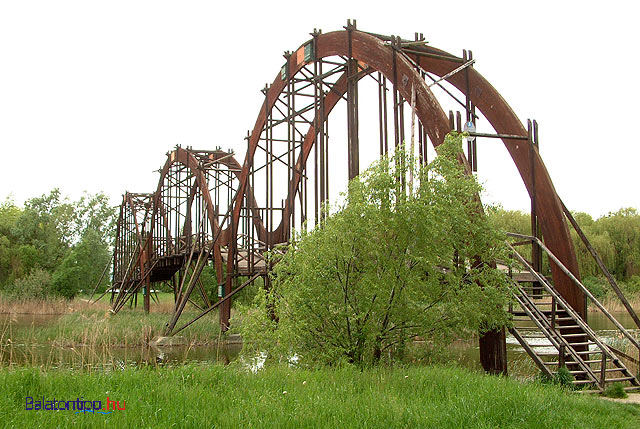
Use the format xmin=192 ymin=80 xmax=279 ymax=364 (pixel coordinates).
xmin=240 ymin=133 xmax=512 ymax=367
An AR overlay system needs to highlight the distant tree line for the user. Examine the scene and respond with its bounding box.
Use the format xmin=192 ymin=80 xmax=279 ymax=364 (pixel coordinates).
xmin=487 ymin=207 xmax=640 ymax=298
xmin=2 ymin=186 xmax=639 ymax=302
xmin=0 ymin=189 xmax=115 ymax=299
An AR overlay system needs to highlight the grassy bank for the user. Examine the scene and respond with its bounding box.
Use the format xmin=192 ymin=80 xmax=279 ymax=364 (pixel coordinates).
xmin=0 ymin=364 xmax=638 ymax=428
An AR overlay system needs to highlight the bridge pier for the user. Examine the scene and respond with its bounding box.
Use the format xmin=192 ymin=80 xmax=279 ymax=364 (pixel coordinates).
xmin=479 ymin=328 xmax=507 ymax=375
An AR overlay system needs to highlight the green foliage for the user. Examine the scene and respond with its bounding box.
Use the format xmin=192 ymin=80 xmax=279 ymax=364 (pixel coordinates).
xmin=486 ymin=206 xmax=531 ymax=236
xmin=487 ymin=204 xmax=640 ymax=289
xmin=241 ymin=134 xmax=512 ymax=367
xmin=554 ymin=366 xmax=576 ymax=389
xmin=603 ymin=382 xmax=628 ymax=399
xmin=199 ymin=265 xmax=219 ymax=301
xmin=582 ymin=276 xmax=608 ymax=300
xmin=622 ymin=275 xmax=640 ymax=295
xmin=596 ymin=208 xmax=640 ymax=279
xmin=536 ymin=366 xmax=575 ymax=389
xmin=0 ymin=190 xmax=116 ymax=298
xmin=52 ymin=229 xmax=112 ymax=298
xmin=4 ymin=268 xmax=52 ymax=299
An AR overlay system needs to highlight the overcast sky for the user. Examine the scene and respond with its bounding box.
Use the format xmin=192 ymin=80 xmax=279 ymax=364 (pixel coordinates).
xmin=1 ymin=1 xmax=638 ymax=218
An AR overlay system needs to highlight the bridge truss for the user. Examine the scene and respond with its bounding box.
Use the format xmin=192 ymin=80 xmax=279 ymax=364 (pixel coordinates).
xmin=99 ymin=22 xmax=640 ymax=382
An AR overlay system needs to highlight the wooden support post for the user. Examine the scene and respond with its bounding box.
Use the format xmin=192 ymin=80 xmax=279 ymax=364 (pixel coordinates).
xmin=346 ymin=27 xmax=359 ymax=180
xmin=144 ymin=276 xmax=150 ymax=314
xmin=479 ymin=327 xmax=508 ymax=375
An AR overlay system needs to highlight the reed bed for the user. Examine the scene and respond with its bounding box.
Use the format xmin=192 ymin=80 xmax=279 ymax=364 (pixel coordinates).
xmin=589 ymin=295 xmax=640 ymax=314
xmin=0 ymin=294 xmax=109 ymax=315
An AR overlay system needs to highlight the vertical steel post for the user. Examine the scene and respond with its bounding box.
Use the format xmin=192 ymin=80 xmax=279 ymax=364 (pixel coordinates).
xmin=346 ymin=21 xmax=360 ymax=180
xmin=529 ymin=119 xmax=541 ymax=296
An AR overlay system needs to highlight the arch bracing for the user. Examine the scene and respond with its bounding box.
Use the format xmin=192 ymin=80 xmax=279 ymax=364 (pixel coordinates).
xmin=222 ymin=25 xmax=581 ymax=329
xmin=106 ymin=24 xmax=640 ymax=382
xmin=110 ymin=25 xmax=581 ymax=334
xmin=110 ymin=192 xmax=155 ymax=313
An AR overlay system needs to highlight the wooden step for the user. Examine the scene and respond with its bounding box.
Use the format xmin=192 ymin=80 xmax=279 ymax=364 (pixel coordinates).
xmin=511 ymin=310 xmax=568 ymax=316
xmin=539 ymin=350 xmax=597 ymax=356
xmin=605 ymin=377 xmax=636 ymax=383
xmin=572 ymin=379 xmax=598 ymax=385
xmin=565 ymin=342 xmax=596 ymax=347
xmin=578 ymin=386 xmax=640 ymax=394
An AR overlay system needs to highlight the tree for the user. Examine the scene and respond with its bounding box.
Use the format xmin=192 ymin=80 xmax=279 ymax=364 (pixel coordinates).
xmin=240 ymin=134 xmax=512 ymax=367
xmin=0 ymin=190 xmax=116 ymax=298
xmin=595 ymin=208 xmax=640 ymax=279
xmin=52 ymin=228 xmax=112 ymax=298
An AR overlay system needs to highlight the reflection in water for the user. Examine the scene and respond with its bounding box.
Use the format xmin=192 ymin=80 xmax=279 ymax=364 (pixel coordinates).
xmin=1 ymin=340 xmax=243 ymax=370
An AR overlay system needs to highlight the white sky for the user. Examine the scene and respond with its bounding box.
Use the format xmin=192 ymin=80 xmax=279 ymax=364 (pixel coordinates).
xmin=1 ymin=1 xmax=638 ymax=218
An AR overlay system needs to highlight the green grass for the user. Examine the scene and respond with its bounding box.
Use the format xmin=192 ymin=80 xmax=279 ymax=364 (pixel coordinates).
xmin=0 ymin=364 xmax=637 ymax=428
xmin=603 ymin=383 xmax=629 ymax=399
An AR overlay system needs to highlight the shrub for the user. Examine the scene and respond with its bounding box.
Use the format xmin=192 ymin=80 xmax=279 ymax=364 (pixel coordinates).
xmin=621 ymin=276 xmax=640 ymax=296
xmin=7 ymin=268 xmax=52 ymax=299
xmin=240 ymin=134 xmax=511 ymax=367
xmin=536 ymin=366 xmax=575 ymax=389
xmin=582 ymin=276 xmax=608 ymax=300
xmin=602 ymin=383 xmax=628 ymax=399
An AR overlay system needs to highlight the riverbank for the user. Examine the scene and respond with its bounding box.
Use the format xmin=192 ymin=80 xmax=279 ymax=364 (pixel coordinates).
xmin=0 ymin=364 xmax=637 ymax=428
xmin=0 ymin=293 xmax=223 ymax=348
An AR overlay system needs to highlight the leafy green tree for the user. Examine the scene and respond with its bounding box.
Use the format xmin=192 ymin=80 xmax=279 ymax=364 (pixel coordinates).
xmin=0 ymin=190 xmax=116 ymax=298
xmin=240 ymin=134 xmax=512 ymax=367
xmin=52 ymin=228 xmax=112 ymax=298
xmin=486 ymin=206 xmax=530 ymax=236
xmin=595 ymin=208 xmax=640 ymax=279
xmin=568 ymin=212 xmax=615 ymax=279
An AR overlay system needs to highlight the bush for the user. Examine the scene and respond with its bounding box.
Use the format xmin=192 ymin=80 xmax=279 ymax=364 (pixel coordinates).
xmin=582 ymin=276 xmax=608 ymax=300
xmin=240 ymin=134 xmax=511 ymax=367
xmin=602 ymin=382 xmax=628 ymax=399
xmin=536 ymin=366 xmax=575 ymax=389
xmin=621 ymin=276 xmax=640 ymax=296
xmin=7 ymin=268 xmax=52 ymax=299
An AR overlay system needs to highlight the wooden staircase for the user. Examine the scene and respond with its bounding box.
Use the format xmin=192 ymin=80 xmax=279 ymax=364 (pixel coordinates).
xmin=507 ymin=239 xmax=640 ymax=392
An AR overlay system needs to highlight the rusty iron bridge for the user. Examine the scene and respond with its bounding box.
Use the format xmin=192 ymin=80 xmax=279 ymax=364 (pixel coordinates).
xmin=93 ymin=22 xmax=640 ymax=391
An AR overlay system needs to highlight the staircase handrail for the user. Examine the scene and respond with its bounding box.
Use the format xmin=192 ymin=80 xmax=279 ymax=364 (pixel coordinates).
xmin=506 ymin=233 xmax=640 ymax=354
